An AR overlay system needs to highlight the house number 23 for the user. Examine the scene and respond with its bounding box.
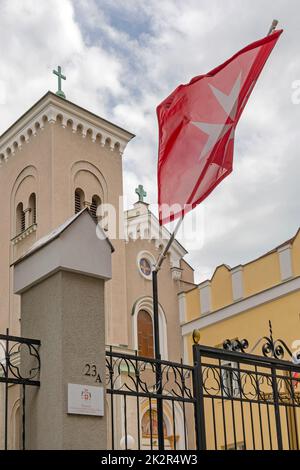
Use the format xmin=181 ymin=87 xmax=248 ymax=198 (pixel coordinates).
xmin=83 ymin=363 xmax=102 ymax=383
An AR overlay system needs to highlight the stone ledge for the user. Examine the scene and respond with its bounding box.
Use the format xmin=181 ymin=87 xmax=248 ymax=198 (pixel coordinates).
xmin=11 ymin=224 xmax=37 ymax=246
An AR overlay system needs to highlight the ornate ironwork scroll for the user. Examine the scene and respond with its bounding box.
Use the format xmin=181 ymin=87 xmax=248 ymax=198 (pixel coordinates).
xmin=0 ymin=331 xmax=41 ymax=385
xmin=106 ymin=347 xmax=193 ymax=401
xmin=223 ymin=321 xmax=295 ymax=361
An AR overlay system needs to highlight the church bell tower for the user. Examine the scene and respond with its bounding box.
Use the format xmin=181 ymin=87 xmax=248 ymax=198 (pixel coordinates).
xmin=0 ymin=88 xmax=134 ymax=343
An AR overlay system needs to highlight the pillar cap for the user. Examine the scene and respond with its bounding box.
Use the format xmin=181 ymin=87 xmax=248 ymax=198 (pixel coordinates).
xmin=13 ymin=208 xmax=113 ymax=294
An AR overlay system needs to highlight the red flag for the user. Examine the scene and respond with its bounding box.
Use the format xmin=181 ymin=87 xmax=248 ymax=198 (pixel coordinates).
xmin=157 ymin=30 xmax=283 ymax=225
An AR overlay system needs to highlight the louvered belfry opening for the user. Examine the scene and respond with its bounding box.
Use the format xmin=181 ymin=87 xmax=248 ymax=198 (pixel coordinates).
xmin=28 ymin=193 xmax=37 ymax=225
xmin=16 ymin=202 xmax=25 ymax=235
xmin=90 ymin=195 xmax=101 ymax=221
xmin=137 ymin=310 xmax=154 ymax=358
xmin=21 ymin=211 xmax=25 ymax=232
xmin=75 ymin=188 xmax=85 ymax=214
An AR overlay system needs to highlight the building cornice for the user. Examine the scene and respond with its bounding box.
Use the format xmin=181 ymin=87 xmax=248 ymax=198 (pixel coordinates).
xmin=0 ymin=91 xmax=135 ymax=163
xmin=11 ymin=224 xmax=37 ymax=245
xmin=181 ymin=275 xmax=300 ymax=335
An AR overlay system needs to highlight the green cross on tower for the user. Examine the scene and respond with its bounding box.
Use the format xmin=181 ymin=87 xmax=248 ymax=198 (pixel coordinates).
xmin=53 ymin=65 xmax=66 ymax=99
xmin=135 ymin=184 xmax=147 ymax=203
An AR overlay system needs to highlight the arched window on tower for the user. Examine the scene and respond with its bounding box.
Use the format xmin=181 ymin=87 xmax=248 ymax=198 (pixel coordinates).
xmin=90 ymin=194 xmax=101 ymax=221
xmin=75 ymin=188 xmax=85 ymax=214
xmin=16 ymin=202 xmax=25 ymax=235
xmin=28 ymin=193 xmax=37 ymax=225
xmin=137 ymin=310 xmax=154 ymax=358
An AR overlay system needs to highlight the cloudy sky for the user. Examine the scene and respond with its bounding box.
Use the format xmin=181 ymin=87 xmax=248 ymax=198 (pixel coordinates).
xmin=0 ymin=0 xmax=299 ymax=282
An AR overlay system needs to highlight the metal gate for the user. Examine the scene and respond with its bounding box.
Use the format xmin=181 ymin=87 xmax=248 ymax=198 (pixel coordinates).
xmin=106 ymin=347 xmax=197 ymax=450
xmin=106 ymin=325 xmax=300 ymax=450
xmin=194 ymin=338 xmax=300 ymax=450
xmin=0 ymin=330 xmax=41 ymax=450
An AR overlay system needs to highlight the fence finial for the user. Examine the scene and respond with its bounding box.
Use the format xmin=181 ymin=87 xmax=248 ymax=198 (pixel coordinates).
xmin=269 ymin=320 xmax=273 ymax=343
xmin=193 ymin=329 xmax=201 ymax=345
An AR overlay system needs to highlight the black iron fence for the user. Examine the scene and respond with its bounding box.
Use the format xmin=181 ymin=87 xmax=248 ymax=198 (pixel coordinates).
xmin=1 ymin=325 xmax=299 ymax=451
xmin=194 ymin=342 xmax=300 ymax=450
xmin=106 ymin=325 xmax=300 ymax=451
xmin=106 ymin=347 xmax=197 ymax=450
xmin=0 ymin=330 xmax=40 ymax=450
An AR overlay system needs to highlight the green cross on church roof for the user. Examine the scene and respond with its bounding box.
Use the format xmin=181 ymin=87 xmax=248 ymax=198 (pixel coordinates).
xmin=53 ymin=65 xmax=66 ymax=99
xmin=135 ymin=185 xmax=147 ymax=203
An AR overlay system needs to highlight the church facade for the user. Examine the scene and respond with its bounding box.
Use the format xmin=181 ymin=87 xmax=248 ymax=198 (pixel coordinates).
xmin=0 ymin=91 xmax=195 ymax=448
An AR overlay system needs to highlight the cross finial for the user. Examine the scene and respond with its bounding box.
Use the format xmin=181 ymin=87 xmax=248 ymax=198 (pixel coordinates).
xmin=135 ymin=184 xmax=147 ymax=203
xmin=53 ymin=65 xmax=66 ymax=99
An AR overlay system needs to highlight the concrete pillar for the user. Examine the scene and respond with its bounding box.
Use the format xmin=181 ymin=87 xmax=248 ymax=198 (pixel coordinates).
xmin=13 ymin=209 xmax=113 ymax=450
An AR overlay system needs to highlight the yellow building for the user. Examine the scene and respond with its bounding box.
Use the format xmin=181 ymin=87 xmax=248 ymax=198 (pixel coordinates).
xmin=179 ymin=228 xmax=300 ymax=450
xmin=180 ymin=228 xmax=300 ymax=360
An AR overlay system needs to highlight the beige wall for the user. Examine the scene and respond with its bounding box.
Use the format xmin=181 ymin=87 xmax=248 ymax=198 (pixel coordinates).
xmin=51 ymin=121 xmax=129 ymax=347
xmin=0 ymin=124 xmax=52 ymax=332
xmin=179 ymin=259 xmax=195 ymax=285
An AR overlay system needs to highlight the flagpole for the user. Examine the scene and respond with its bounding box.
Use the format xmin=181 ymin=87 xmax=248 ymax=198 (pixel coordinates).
xmin=152 ymin=214 xmax=184 ymax=363
xmin=152 ymin=215 xmax=184 ymax=450
xmin=267 ymin=19 xmax=278 ymax=36
xmin=155 ymin=215 xmax=184 ymax=271
xmin=152 ymin=215 xmax=184 ymax=354
xmin=152 ymin=19 xmax=279 ymax=450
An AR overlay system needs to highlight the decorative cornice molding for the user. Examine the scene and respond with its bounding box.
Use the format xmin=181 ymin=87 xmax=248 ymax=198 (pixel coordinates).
xmin=11 ymin=224 xmax=37 ymax=246
xmin=0 ymin=94 xmax=134 ymax=164
xmin=277 ymin=243 xmax=292 ymax=254
xmin=171 ymin=266 xmax=183 ymax=281
xmin=181 ymin=276 xmax=300 ymax=335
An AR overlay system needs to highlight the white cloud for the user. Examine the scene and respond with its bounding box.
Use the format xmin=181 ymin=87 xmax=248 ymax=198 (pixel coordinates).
xmin=0 ymin=79 xmax=6 ymax=105
xmin=0 ymin=0 xmax=124 ymax=128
